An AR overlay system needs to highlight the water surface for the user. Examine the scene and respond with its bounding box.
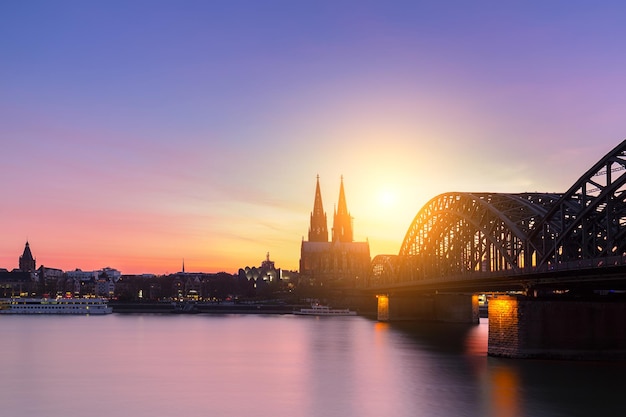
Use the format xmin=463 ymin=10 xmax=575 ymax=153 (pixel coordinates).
xmin=1 ymin=314 xmax=623 ymax=417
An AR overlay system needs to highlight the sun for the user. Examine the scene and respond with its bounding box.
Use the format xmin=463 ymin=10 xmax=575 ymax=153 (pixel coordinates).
xmin=377 ymin=188 xmax=397 ymax=208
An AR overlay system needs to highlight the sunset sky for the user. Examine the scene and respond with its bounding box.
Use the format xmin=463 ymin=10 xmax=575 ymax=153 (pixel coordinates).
xmin=2 ymin=1 xmax=626 ymax=274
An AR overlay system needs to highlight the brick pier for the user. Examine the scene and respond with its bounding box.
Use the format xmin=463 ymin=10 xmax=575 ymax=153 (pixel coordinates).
xmin=488 ymin=295 xmax=626 ymax=360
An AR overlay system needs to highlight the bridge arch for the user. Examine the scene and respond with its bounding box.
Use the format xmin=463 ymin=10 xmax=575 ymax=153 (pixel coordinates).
xmin=397 ymin=192 xmax=559 ymax=279
xmin=529 ymin=140 xmax=626 ymax=268
xmin=380 ymin=139 xmax=626 ymax=284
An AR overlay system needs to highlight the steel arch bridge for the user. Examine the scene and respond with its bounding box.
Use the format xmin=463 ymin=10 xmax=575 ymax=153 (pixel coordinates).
xmin=370 ymin=140 xmax=626 ymax=292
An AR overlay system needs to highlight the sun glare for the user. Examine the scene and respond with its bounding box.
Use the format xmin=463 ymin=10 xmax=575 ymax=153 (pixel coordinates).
xmin=377 ymin=189 xmax=397 ymax=208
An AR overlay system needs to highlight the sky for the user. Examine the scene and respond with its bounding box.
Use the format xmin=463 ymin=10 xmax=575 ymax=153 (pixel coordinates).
xmin=2 ymin=1 xmax=626 ymax=275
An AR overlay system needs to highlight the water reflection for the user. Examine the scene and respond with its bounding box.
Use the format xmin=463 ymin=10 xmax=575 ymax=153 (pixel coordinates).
xmin=494 ymin=357 xmax=626 ymax=417
xmin=386 ymin=318 xmax=626 ymax=417
xmin=1 ymin=315 xmax=625 ymax=417
xmin=488 ymin=363 xmax=522 ymax=417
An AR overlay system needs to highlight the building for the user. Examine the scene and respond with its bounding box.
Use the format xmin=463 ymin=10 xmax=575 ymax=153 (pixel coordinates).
xmin=38 ymin=266 xmax=64 ymax=282
xmin=66 ymin=269 xmax=99 ymax=281
xmin=299 ymin=176 xmax=371 ymax=288
xmin=19 ymin=241 xmax=36 ymax=273
xmin=95 ymin=272 xmax=116 ymax=298
xmin=0 ymin=269 xmax=34 ymax=297
xmin=237 ymin=252 xmax=285 ymax=296
xmin=0 ymin=242 xmax=39 ymax=296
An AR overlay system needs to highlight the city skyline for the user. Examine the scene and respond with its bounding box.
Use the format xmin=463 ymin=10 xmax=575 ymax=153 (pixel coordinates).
xmin=2 ymin=1 xmax=626 ymax=274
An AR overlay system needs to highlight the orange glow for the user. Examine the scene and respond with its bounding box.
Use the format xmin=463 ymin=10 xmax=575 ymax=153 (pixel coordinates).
xmin=489 ymin=365 xmax=522 ymax=417
xmin=373 ymin=321 xmax=389 ymax=332
xmin=377 ymin=294 xmax=389 ymax=321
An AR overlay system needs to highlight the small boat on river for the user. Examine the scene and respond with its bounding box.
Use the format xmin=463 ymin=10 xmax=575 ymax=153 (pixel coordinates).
xmin=294 ymin=304 xmax=357 ymax=316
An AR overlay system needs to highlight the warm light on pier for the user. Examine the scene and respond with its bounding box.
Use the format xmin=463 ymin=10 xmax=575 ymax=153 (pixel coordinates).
xmin=376 ymin=294 xmax=389 ymax=321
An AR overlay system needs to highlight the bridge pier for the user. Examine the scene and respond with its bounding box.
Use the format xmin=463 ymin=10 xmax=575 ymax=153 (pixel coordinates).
xmin=488 ymin=295 xmax=626 ymax=360
xmin=377 ymin=293 xmax=479 ymax=323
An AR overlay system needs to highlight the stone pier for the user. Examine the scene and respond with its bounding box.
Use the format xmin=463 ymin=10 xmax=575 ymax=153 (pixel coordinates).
xmin=488 ymin=295 xmax=626 ymax=360
xmin=377 ymin=293 xmax=479 ymax=323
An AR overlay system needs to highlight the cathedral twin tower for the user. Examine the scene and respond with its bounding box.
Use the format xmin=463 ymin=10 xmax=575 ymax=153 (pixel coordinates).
xmin=300 ymin=176 xmax=370 ymax=287
xmin=308 ymin=175 xmax=353 ymax=244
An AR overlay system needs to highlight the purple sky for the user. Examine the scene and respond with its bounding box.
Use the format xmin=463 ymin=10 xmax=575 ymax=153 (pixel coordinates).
xmin=2 ymin=1 xmax=626 ymax=274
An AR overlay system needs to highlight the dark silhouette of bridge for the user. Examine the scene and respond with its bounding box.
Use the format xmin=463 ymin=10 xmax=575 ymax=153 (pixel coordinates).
xmin=368 ymin=140 xmax=626 ymax=295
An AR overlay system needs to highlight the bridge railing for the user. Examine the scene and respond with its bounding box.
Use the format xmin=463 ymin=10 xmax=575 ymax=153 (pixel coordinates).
xmin=367 ymin=255 xmax=626 ymax=289
xmin=527 ymin=255 xmax=626 ymax=274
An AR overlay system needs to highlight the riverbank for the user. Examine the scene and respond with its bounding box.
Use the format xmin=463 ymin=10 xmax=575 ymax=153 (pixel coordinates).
xmin=108 ymin=301 xmax=298 ymax=314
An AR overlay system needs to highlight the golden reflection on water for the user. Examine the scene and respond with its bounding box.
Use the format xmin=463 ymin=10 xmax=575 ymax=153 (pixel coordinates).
xmin=373 ymin=320 xmax=390 ymax=333
xmin=490 ymin=364 xmax=522 ymax=417
xmin=465 ymin=319 xmax=523 ymax=417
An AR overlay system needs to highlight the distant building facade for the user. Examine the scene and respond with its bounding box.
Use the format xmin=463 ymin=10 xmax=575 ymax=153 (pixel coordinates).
xmin=0 ymin=270 xmax=34 ymax=297
xmin=237 ymin=252 xmax=287 ymax=297
xmin=39 ymin=266 xmax=64 ymax=282
xmin=299 ymin=176 xmax=371 ymax=288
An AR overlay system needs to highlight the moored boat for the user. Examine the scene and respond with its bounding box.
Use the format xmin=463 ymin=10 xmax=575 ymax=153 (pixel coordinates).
xmin=171 ymin=300 xmax=200 ymax=314
xmin=0 ymin=297 xmax=113 ymax=315
xmin=294 ymin=304 xmax=357 ymax=316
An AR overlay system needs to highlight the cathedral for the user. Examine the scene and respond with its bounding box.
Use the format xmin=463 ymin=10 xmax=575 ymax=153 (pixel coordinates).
xmin=299 ymin=176 xmax=371 ymax=288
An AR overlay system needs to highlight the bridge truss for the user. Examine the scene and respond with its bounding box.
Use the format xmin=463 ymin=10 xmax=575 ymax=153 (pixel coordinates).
xmin=371 ymin=140 xmax=626 ymax=289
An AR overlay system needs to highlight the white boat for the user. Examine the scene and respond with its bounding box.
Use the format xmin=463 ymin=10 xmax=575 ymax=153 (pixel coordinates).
xmin=0 ymin=297 xmax=113 ymax=315
xmin=294 ymin=304 xmax=357 ymax=316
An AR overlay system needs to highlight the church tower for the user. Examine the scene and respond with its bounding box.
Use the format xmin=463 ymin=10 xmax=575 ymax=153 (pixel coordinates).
xmin=308 ymin=175 xmax=328 ymax=242
xmin=332 ymin=176 xmax=353 ymax=243
xmin=19 ymin=241 xmax=36 ymax=272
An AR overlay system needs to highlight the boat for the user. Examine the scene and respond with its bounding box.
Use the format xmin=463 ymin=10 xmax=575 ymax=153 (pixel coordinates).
xmin=294 ymin=304 xmax=357 ymax=316
xmin=0 ymin=297 xmax=113 ymax=315
xmin=171 ymin=300 xmax=200 ymax=314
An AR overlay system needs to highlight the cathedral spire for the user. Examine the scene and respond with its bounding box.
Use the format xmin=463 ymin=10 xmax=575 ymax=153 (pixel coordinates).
xmin=308 ymin=175 xmax=328 ymax=242
xmin=333 ymin=175 xmax=353 ymax=242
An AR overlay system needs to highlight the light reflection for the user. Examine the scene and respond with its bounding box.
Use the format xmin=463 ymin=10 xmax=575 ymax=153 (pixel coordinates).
xmin=3 ymin=314 xmax=623 ymax=416
xmin=373 ymin=320 xmax=390 ymax=347
xmin=464 ymin=319 xmax=488 ymax=356
xmin=489 ymin=363 xmax=522 ymax=417
xmin=374 ymin=321 xmax=389 ymax=332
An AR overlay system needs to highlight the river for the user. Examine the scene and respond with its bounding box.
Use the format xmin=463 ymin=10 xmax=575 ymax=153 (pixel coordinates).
xmin=0 ymin=314 xmax=624 ymax=417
